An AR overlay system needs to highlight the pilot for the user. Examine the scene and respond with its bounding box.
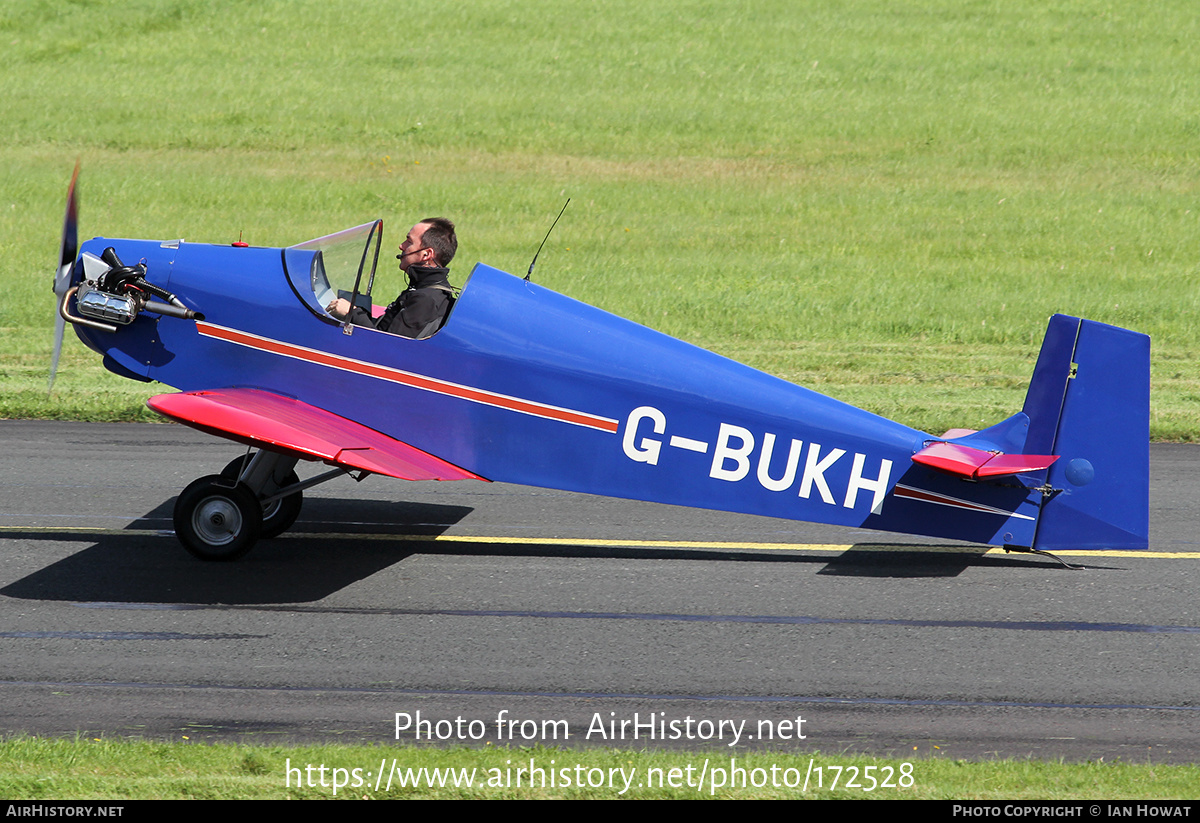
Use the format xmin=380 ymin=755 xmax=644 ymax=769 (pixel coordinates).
xmin=327 ymin=217 xmax=457 ymax=338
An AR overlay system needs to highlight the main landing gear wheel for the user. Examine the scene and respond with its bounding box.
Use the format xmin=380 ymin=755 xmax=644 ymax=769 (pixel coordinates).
xmin=174 ymin=475 xmax=263 ymax=561
xmin=220 ymin=457 xmax=303 ymax=540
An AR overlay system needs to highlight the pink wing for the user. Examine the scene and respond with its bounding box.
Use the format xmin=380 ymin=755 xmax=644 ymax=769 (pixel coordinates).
xmin=147 ymin=388 xmax=485 ymax=481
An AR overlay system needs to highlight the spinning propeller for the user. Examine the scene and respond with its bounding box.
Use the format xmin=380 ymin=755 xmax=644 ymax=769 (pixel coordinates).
xmin=49 ymin=161 xmax=80 ymax=393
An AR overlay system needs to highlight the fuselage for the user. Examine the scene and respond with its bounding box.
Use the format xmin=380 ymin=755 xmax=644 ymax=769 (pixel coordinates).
xmin=73 ymin=234 xmax=1048 ymax=547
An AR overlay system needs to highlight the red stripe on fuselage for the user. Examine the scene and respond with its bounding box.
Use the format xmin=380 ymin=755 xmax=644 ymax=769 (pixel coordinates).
xmin=196 ymin=322 xmax=620 ymax=433
xmin=893 ymin=483 xmax=1035 ymax=521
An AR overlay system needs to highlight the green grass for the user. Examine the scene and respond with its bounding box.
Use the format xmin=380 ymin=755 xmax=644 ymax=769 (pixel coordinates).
xmin=2 ymin=2 xmax=1198 ymax=797
xmin=2 ymin=737 xmax=1198 ymax=800
xmin=2 ymin=0 xmax=1199 ymax=436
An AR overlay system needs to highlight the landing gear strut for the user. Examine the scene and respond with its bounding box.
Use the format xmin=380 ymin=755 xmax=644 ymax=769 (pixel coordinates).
xmin=219 ymin=457 xmax=302 ymax=539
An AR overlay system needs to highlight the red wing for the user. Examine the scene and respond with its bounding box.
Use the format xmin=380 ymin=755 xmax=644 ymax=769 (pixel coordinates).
xmin=147 ymin=388 xmax=485 ymax=482
xmin=912 ymin=441 xmax=1057 ymax=480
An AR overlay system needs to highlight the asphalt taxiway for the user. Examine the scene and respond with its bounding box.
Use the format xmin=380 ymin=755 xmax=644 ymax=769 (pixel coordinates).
xmin=1 ymin=421 xmax=1197 ymax=762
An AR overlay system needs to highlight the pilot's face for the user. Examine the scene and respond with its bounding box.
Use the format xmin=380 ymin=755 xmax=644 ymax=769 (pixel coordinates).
xmin=398 ymin=223 xmax=432 ymax=272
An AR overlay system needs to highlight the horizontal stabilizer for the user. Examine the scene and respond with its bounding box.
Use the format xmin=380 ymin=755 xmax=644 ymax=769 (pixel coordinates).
xmin=148 ymin=388 xmax=485 ymax=482
xmin=912 ymin=441 xmax=1058 ymax=480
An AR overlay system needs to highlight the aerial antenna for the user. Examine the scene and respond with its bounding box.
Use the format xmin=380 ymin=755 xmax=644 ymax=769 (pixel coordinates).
xmin=525 ymin=198 xmax=570 ymax=281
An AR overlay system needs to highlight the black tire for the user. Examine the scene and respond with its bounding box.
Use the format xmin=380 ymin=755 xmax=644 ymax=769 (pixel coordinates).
xmin=220 ymin=458 xmax=303 ymax=539
xmin=174 ymin=475 xmax=263 ymax=561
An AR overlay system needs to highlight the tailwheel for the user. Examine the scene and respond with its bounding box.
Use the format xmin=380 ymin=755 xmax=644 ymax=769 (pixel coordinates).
xmin=220 ymin=457 xmax=303 ymax=539
xmin=174 ymin=475 xmax=263 ymax=561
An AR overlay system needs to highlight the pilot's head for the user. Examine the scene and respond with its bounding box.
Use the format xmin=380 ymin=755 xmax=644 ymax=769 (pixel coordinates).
xmin=398 ymin=218 xmax=457 ymax=273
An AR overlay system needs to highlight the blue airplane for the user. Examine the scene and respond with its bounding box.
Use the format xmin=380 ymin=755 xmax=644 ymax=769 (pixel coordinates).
xmin=52 ymin=167 xmax=1150 ymax=564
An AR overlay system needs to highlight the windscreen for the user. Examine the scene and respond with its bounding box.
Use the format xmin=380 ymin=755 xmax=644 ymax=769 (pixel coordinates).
xmin=283 ymin=220 xmax=382 ymax=314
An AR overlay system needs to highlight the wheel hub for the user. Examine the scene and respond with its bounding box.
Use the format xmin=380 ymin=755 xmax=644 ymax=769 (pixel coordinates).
xmin=193 ymin=495 xmax=242 ymax=546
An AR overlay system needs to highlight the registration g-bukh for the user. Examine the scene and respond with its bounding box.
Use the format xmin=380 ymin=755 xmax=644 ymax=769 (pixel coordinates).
xmin=52 ymin=167 xmax=1149 ymax=565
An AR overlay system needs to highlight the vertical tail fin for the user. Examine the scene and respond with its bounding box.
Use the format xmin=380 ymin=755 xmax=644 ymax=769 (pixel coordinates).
xmin=1021 ymin=315 xmax=1150 ymax=551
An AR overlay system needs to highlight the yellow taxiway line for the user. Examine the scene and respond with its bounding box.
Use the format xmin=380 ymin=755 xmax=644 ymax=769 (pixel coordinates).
xmin=1 ymin=524 xmax=1198 ymax=559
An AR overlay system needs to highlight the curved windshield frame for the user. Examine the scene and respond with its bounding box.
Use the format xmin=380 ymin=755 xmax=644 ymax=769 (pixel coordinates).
xmin=283 ymin=220 xmax=382 ymax=317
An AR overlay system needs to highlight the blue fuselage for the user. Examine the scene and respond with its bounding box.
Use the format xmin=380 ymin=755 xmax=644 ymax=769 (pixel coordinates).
xmin=74 ymin=235 xmax=1047 ymax=547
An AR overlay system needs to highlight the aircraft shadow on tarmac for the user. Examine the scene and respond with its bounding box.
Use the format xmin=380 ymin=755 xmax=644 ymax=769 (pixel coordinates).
xmin=1 ymin=497 xmax=1083 ymax=606
xmin=3 ymin=497 xmax=471 ymax=605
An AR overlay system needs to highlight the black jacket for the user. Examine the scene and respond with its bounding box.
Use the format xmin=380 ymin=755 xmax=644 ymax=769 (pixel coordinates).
xmin=349 ymin=266 xmax=453 ymax=338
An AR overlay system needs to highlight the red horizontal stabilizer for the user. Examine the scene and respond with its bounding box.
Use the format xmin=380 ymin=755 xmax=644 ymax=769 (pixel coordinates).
xmin=147 ymin=388 xmax=484 ymax=482
xmin=912 ymin=441 xmax=1057 ymax=480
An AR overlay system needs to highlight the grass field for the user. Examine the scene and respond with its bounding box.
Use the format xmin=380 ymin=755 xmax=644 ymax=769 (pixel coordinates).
xmin=2 ymin=0 xmax=1199 ymax=800
xmin=2 ymin=0 xmax=1198 ymax=436
xmin=3 ymin=738 xmax=1199 ymax=800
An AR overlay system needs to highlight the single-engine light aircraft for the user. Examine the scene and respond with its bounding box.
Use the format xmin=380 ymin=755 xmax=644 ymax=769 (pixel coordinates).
xmin=52 ymin=168 xmax=1149 ymax=564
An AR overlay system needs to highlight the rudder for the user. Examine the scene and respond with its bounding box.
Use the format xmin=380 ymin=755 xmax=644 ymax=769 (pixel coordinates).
xmin=1021 ymin=315 xmax=1150 ymax=551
